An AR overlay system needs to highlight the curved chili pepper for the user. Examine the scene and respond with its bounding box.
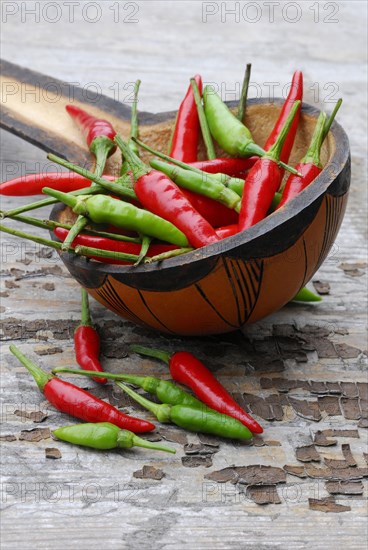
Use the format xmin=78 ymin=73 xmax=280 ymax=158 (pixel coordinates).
xmin=66 ymin=104 xmax=116 ymax=177
xmin=74 ymin=289 xmax=107 ymax=384
xmin=129 ymin=345 xmax=262 ymax=434
xmin=117 ymin=382 xmax=253 ymax=440
xmin=53 ymin=227 xmax=178 ymax=265
xmin=203 ymin=86 xmax=300 ymax=176
xmin=277 ymin=111 xmax=327 ymax=209
xmin=263 ymin=70 xmax=303 ymax=169
xmin=115 ymin=137 xmax=220 ymax=248
xmin=53 ymin=422 xmax=175 ymax=453
xmin=43 ymin=188 xmax=189 ymax=247
xmin=169 ymin=74 xmax=202 ymax=162
xmin=215 ymin=224 xmax=239 ymax=239
xmin=9 ymin=345 xmax=155 ymax=433
xmin=239 ymin=100 xmax=300 ymax=231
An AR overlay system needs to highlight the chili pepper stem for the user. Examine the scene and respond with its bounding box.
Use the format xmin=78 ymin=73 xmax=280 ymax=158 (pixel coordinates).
xmin=323 ymin=98 xmax=342 ymax=141
xmin=90 ymin=136 xmax=116 ymax=178
xmin=0 ymin=222 xmax=64 ymax=252
xmin=237 ymin=63 xmax=251 ymax=121
xmin=61 ymin=214 xmax=89 ymax=251
xmin=9 ymin=344 xmax=51 ymax=391
xmin=116 ymin=382 xmax=172 ymax=423
xmin=266 ymin=101 xmax=301 ymax=161
xmin=121 ymin=79 xmax=141 ymax=175
xmin=130 ymin=345 xmax=171 ymax=364
xmin=301 ymin=112 xmax=327 ymax=167
xmin=146 ymin=247 xmax=193 ymax=263
xmin=190 ymin=78 xmax=216 ymax=160
xmin=125 ymin=433 xmax=176 ymax=454
xmin=134 ymin=234 xmax=151 ymax=266
xmin=114 ymin=135 xmax=149 ymax=180
xmin=80 ymin=288 xmax=92 ymax=326
xmin=47 ymin=154 xmax=136 ymax=200
xmin=52 ymin=367 xmax=151 ymax=384
xmin=74 ymin=244 xmax=140 ymax=263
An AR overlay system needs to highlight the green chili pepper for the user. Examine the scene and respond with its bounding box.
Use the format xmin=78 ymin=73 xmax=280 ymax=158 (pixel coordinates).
xmin=116 ymin=382 xmax=253 ymax=440
xmin=42 ymin=188 xmax=189 ymax=247
xmin=203 ymin=86 xmax=301 ymax=176
xmin=149 ymin=159 xmax=242 ymax=213
xmin=53 ymin=422 xmax=175 ymax=453
xmin=292 ymin=287 xmax=322 ymax=302
xmin=52 ymin=366 xmax=205 ymax=408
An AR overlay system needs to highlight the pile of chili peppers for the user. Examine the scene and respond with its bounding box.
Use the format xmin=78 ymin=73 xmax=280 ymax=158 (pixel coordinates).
xmin=3 ymin=67 xmax=343 ymax=451
xmin=0 ymin=67 xmax=342 ymax=270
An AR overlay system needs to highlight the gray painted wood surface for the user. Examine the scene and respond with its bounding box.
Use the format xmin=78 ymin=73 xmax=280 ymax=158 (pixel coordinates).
xmin=1 ymin=2 xmax=367 ymax=549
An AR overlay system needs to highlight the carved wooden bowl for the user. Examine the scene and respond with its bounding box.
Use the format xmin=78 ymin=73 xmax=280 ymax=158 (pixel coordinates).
xmin=0 ymin=61 xmax=350 ymax=335
xmin=51 ymin=101 xmax=349 ymax=336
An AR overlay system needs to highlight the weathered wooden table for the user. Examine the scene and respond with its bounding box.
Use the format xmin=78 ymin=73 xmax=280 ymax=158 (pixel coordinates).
xmin=1 ymin=2 xmax=367 ymax=549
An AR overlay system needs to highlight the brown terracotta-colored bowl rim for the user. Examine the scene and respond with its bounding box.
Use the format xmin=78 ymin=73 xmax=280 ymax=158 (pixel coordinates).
xmin=51 ymin=99 xmax=350 ymax=272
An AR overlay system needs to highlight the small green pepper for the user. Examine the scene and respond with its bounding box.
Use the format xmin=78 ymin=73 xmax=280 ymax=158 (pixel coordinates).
xmin=42 ymin=188 xmax=189 ymax=247
xmin=116 ymin=382 xmax=253 ymax=440
xmin=53 ymin=422 xmax=176 ymax=453
xmin=292 ymin=287 xmax=322 ymax=302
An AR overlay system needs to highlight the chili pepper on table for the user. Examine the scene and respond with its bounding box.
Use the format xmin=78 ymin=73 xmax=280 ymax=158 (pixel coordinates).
xmin=169 ymin=75 xmax=202 ymax=162
xmin=238 ymin=100 xmax=301 ymax=231
xmin=66 ymin=104 xmax=116 ymax=178
xmin=116 ymin=382 xmax=253 ymax=440
xmin=74 ymin=289 xmax=107 ymax=384
xmin=277 ymin=99 xmax=342 ymax=209
xmin=203 ymin=86 xmax=301 ymax=175
xmin=52 ymin=366 xmax=205 ymax=408
xmin=115 ymin=137 xmax=220 ymax=248
xmin=9 ymin=345 xmax=155 ymax=433
xmin=292 ymin=287 xmax=322 ymax=302
xmin=53 ymin=226 xmax=179 ymax=265
xmin=42 ymin=188 xmax=189 ymax=247
xmin=129 ymin=345 xmax=263 ymax=434
xmin=263 ymin=70 xmax=303 ymax=174
xmin=53 ymin=422 xmax=175 ymax=453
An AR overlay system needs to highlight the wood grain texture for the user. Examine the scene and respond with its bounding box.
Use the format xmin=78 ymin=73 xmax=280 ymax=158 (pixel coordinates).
xmin=1 ymin=2 xmax=367 ymax=549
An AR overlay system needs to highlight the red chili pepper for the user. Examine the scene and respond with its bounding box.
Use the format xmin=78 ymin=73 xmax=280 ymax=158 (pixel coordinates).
xmin=277 ymin=101 xmax=342 ymax=208
xmin=0 ymin=172 xmax=115 ymax=196
xmin=115 ymin=137 xmax=220 ymax=249
xmin=9 ymin=345 xmax=155 ymax=433
xmin=66 ymin=104 xmax=117 ymax=177
xmin=263 ymin=70 xmax=303 ymax=169
xmin=130 ymin=345 xmax=263 ymax=434
xmin=239 ymin=100 xmax=301 ymax=231
xmin=54 ymin=227 xmax=178 ymax=264
xmin=189 ymin=157 xmax=256 ymax=178
xmin=215 ymin=224 xmax=239 ymax=239
xmin=74 ymin=289 xmax=107 ymax=384
xmin=169 ymin=75 xmax=202 ymax=162
xmin=182 ymin=188 xmax=238 ymax=227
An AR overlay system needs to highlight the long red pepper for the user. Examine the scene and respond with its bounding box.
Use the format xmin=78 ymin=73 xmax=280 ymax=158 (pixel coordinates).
xmin=53 ymin=227 xmax=179 ymax=264
xmin=169 ymin=75 xmax=202 ymax=162
xmin=74 ymin=288 xmax=107 ymax=384
xmin=239 ymin=100 xmax=300 ymax=231
xmin=9 ymin=345 xmax=155 ymax=433
xmin=0 ymin=172 xmax=116 ymax=196
xmin=263 ymin=70 xmax=303 ymax=168
xmin=277 ymin=100 xmax=342 ymax=208
xmin=130 ymin=345 xmax=263 ymax=434
xmin=115 ymin=137 xmax=220 ymax=249
xmin=189 ymin=157 xmax=256 ymax=178
xmin=66 ymin=105 xmax=116 ymax=176
xmin=181 ymin=188 xmax=238 ymax=227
